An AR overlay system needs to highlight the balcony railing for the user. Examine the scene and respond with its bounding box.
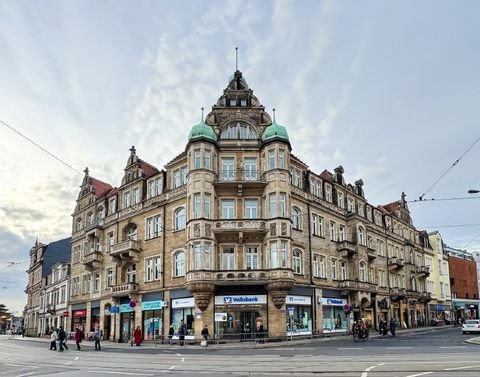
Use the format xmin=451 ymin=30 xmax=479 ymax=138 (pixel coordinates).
xmin=366 ymin=247 xmax=376 ymax=260
xmin=416 ymin=265 xmax=430 ymax=277
xmin=111 ymin=282 xmax=138 ymax=297
xmin=214 ymin=170 xmax=266 ymax=183
xmin=337 ymin=241 xmax=356 ymax=257
xmin=186 ymin=268 xmax=294 ymax=286
xmin=110 ymin=239 xmax=141 ymax=257
xmin=212 ymin=220 xmax=267 ymax=233
xmin=339 ymin=280 xmax=377 ymax=292
xmin=390 ymin=287 xmax=406 ymax=297
xmin=388 ymin=257 xmax=405 ymax=270
xmin=82 ymin=252 xmax=103 ymax=266
xmin=85 ymin=218 xmax=104 ymax=232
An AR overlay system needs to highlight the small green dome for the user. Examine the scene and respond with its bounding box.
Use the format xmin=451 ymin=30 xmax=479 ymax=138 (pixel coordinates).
xmin=261 ymin=120 xmax=289 ymax=142
xmin=188 ymin=120 xmax=217 ymax=142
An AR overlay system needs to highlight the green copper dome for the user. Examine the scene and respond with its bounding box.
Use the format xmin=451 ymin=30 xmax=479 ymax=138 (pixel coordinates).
xmin=188 ymin=120 xmax=217 ymax=142
xmin=261 ymin=120 xmax=289 ymax=142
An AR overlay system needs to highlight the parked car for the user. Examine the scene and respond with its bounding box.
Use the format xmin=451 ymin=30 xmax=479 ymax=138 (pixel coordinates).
xmin=462 ymin=319 xmax=480 ymax=334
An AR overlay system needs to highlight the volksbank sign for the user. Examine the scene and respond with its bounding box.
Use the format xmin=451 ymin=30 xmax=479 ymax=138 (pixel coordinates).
xmin=215 ymin=295 xmax=267 ymax=305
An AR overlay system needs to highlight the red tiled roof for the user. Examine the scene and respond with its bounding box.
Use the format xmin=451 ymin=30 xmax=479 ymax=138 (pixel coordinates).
xmin=382 ymin=201 xmax=401 ymax=214
xmin=139 ymin=159 xmax=160 ymax=178
xmin=91 ymin=177 xmax=113 ymax=199
xmin=319 ymin=169 xmax=333 ymax=182
xmin=106 ymin=187 xmax=118 ymax=198
xmin=376 ymin=205 xmax=390 ymax=215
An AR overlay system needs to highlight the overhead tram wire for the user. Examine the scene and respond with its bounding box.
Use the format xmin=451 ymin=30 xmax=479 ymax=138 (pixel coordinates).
xmin=418 ymin=136 xmax=480 ymax=201
xmin=408 ymin=196 xmax=480 ymax=204
xmin=0 ymin=118 xmax=83 ymax=176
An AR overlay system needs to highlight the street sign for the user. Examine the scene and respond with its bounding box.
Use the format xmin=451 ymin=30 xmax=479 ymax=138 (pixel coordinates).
xmin=111 ymin=306 xmax=119 ymax=314
xmin=287 ymin=306 xmax=294 ymax=316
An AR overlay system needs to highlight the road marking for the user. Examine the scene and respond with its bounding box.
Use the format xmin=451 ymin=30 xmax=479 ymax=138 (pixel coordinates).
xmin=5 ymin=365 xmax=38 ymax=369
xmin=169 ymin=366 xmax=175 ymax=370
xmin=87 ymin=371 xmax=154 ymax=376
xmin=16 ymin=373 xmax=34 ymax=377
xmin=404 ymin=373 xmax=433 ymax=377
xmin=386 ymin=347 xmax=413 ymax=349
xmin=338 ymin=347 xmax=363 ymax=350
xmin=75 ymin=356 xmax=79 ymax=360
xmin=444 ymin=364 xmax=480 ymax=371
xmin=439 ymin=346 xmax=466 ymax=348
xmin=176 ymin=353 xmax=182 ymax=357
xmin=360 ymin=363 xmax=385 ymax=377
xmin=65 ymin=362 xmax=72 ymax=365
xmin=181 ymin=357 xmax=185 ymax=362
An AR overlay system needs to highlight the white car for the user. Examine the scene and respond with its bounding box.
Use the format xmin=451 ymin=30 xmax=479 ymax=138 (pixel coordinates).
xmin=462 ymin=319 xmax=480 ymax=334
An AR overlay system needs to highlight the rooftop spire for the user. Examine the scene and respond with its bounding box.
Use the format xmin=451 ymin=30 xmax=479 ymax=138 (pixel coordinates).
xmin=201 ymin=107 xmax=204 ymax=122
xmin=235 ymin=46 xmax=238 ymax=71
xmin=272 ymin=108 xmax=276 ymax=122
xmin=129 ymin=145 xmax=136 ymax=156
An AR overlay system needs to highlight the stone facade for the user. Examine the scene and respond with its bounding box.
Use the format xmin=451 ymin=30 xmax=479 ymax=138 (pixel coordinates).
xmin=68 ymin=70 xmax=435 ymax=342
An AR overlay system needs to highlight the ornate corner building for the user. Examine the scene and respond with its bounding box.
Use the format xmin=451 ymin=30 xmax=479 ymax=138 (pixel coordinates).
xmin=68 ymin=70 xmax=435 ymax=342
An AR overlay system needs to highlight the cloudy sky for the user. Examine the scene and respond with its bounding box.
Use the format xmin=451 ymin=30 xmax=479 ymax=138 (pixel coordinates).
xmin=1 ymin=0 xmax=479 ymax=314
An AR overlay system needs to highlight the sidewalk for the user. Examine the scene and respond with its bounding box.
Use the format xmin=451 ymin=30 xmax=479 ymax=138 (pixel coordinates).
xmin=4 ymin=325 xmax=463 ymax=351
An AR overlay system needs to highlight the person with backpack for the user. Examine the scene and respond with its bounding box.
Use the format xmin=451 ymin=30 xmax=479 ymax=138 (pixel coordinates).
xmin=178 ymin=320 xmax=186 ymax=346
xmin=57 ymin=327 xmax=67 ymax=352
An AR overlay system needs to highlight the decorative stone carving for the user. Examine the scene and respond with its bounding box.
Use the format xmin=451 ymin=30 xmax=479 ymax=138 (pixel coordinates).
xmin=194 ymin=224 xmax=200 ymax=237
xmin=281 ymin=222 xmax=287 ymax=236
xmin=267 ymin=280 xmax=295 ymax=309
xmin=186 ymin=282 xmax=215 ymax=312
xmin=205 ymin=223 xmax=211 ymax=238
xmin=270 ymin=223 xmax=276 ymax=236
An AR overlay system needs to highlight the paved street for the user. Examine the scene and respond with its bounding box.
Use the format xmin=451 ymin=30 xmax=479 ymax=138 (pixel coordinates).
xmin=1 ymin=327 xmax=480 ymax=376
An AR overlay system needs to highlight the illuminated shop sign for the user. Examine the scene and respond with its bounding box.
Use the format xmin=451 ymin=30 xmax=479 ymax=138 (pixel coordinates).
xmin=214 ymin=295 xmax=267 ymax=305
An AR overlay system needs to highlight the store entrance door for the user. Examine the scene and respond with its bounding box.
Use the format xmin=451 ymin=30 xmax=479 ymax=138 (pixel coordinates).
xmin=239 ymin=311 xmax=259 ymax=340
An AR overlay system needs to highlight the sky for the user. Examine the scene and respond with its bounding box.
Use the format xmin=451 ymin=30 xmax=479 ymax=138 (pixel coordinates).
xmin=1 ymin=0 xmax=479 ymax=314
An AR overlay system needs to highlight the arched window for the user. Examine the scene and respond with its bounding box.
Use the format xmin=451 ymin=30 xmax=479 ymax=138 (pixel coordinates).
xmin=293 ymin=249 xmax=302 ymax=274
xmin=291 ymin=207 xmax=301 ymax=229
xmin=174 ymin=250 xmax=185 ymax=277
xmin=174 ymin=207 xmax=186 ymax=230
xmin=357 ymin=226 xmax=365 ymax=246
xmin=126 ymin=264 xmax=136 ymax=283
xmin=76 ymin=217 xmax=83 ymax=231
xmin=97 ymin=207 xmax=105 ymax=220
xmin=340 ymin=261 xmax=348 ymax=280
xmin=126 ymin=225 xmax=138 ymax=240
xmin=359 ymin=261 xmax=367 ymax=282
xmin=220 ymin=122 xmax=257 ymax=140
xmin=87 ymin=212 xmax=94 ymax=226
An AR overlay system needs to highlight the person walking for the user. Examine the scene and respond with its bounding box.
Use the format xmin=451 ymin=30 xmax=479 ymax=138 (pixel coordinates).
xmin=257 ymin=323 xmax=265 ymax=344
xmin=57 ymin=327 xmax=66 ymax=352
xmin=134 ymin=325 xmax=142 ymax=347
xmin=389 ymin=318 xmax=397 ymax=337
xmin=178 ymin=320 xmax=186 ymax=346
xmin=201 ymin=325 xmax=209 ymax=346
xmin=49 ymin=327 xmax=57 ymax=351
xmin=74 ymin=327 xmax=82 ymax=350
xmin=168 ymin=325 xmax=174 ymax=345
xmin=94 ymin=327 xmax=101 ymax=351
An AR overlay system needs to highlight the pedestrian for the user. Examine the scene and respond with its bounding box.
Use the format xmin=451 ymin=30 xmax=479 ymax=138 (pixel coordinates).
xmin=49 ymin=327 xmax=57 ymax=351
xmin=21 ymin=327 xmax=25 ymax=338
xmin=257 ymin=323 xmax=265 ymax=344
xmin=74 ymin=327 xmax=82 ymax=350
xmin=134 ymin=325 xmax=142 ymax=347
xmin=178 ymin=320 xmax=186 ymax=346
xmin=335 ymin=314 xmax=342 ymax=329
xmin=57 ymin=326 xmax=67 ymax=352
xmin=389 ymin=318 xmax=397 ymax=337
xmin=201 ymin=325 xmax=209 ymax=346
xmin=94 ymin=327 xmax=101 ymax=351
xmin=168 ymin=325 xmax=174 ymax=345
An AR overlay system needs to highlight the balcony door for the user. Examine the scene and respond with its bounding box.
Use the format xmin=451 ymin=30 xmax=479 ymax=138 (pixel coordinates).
xmin=222 ymin=247 xmax=235 ymax=270
xmin=244 ymin=158 xmax=257 ymax=181
xmin=221 ymin=158 xmax=235 ymax=181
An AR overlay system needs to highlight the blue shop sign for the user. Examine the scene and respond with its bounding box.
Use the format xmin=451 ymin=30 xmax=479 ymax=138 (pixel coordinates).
xmin=119 ymin=303 xmax=135 ymax=313
xmin=436 ymin=305 xmax=444 ymax=311
xmin=110 ymin=306 xmax=119 ymax=314
xmin=141 ymin=300 xmax=164 ymax=311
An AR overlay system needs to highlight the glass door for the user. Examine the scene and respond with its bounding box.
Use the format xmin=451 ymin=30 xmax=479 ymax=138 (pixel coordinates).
xmin=244 ymin=158 xmax=257 ymax=180
xmin=221 ymin=158 xmax=235 ymax=181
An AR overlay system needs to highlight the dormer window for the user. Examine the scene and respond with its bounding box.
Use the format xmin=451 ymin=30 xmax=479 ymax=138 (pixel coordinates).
xmin=109 ymin=197 xmax=116 ymax=214
xmin=220 ymin=122 xmax=257 ymax=140
xmin=229 ymin=99 xmax=237 ymax=106
xmin=240 ymin=99 xmax=247 ymax=106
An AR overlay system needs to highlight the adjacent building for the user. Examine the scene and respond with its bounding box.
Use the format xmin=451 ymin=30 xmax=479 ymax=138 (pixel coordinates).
xmin=427 ymin=232 xmax=452 ymax=322
xmin=24 ymin=237 xmax=71 ymax=336
xmin=445 ymin=245 xmax=479 ymax=320
xmin=470 ymin=251 xmax=480 ymax=295
xmin=66 ymin=69 xmax=438 ymax=342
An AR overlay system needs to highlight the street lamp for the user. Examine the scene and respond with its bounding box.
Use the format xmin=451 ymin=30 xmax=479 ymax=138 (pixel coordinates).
xmin=468 ymin=189 xmax=480 ymax=194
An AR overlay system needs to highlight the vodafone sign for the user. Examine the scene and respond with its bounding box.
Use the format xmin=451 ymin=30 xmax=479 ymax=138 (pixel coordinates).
xmin=73 ymin=309 xmax=87 ymax=317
